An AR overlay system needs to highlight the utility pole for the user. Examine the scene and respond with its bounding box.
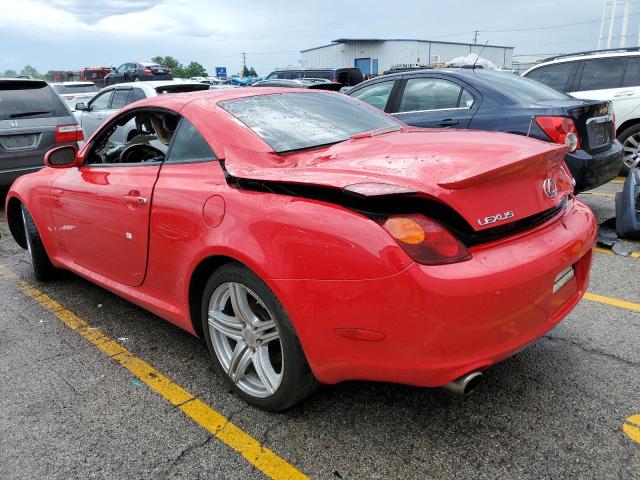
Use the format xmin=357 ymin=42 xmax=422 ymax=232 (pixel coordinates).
xmin=473 ymin=30 xmax=479 ymax=44
xmin=598 ymin=0 xmax=608 ymax=49
xmin=241 ymin=52 xmax=247 ymax=76
xmin=621 ymin=0 xmax=630 ymax=47
xmin=607 ymin=0 xmax=617 ymax=49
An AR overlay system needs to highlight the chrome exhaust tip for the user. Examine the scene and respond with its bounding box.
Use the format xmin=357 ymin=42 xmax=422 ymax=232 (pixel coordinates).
xmin=443 ymin=371 xmax=484 ymax=396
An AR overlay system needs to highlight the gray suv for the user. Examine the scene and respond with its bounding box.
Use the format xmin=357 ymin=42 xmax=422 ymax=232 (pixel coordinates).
xmin=0 ymin=79 xmax=81 ymax=188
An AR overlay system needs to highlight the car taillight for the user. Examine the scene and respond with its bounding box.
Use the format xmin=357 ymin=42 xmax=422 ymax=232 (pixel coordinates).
xmin=535 ymin=116 xmax=581 ymax=152
xmin=144 ymin=68 xmax=152 ymax=74
xmin=381 ymin=214 xmax=471 ymax=265
xmin=55 ymin=125 xmax=84 ymax=143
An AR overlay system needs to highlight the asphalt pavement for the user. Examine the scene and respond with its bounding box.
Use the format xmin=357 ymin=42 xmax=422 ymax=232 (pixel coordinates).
xmin=1 ymin=179 xmax=639 ymax=480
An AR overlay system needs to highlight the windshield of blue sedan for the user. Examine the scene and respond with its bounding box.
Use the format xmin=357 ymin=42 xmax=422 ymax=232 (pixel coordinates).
xmin=219 ymin=92 xmax=402 ymax=153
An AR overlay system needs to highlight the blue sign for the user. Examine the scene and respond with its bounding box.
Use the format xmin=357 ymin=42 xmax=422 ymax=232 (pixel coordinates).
xmin=215 ymin=67 xmax=227 ymax=79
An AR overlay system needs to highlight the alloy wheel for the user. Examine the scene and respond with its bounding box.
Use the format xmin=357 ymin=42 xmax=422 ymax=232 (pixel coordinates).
xmin=622 ymin=133 xmax=640 ymax=170
xmin=207 ymin=282 xmax=283 ymax=398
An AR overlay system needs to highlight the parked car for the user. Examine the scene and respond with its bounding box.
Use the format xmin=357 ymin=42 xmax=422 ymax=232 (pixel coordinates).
xmin=0 ymin=78 xmax=82 ymax=189
xmin=50 ymin=82 xmax=99 ymax=110
xmin=74 ymin=80 xmax=210 ymax=143
xmin=265 ymin=68 xmax=364 ymax=86
xmin=6 ymin=89 xmax=596 ymax=410
xmin=79 ymin=67 xmax=111 ymax=88
xmin=347 ymin=68 xmax=623 ymax=192
xmin=251 ymin=78 xmax=343 ymax=91
xmin=104 ymin=62 xmax=172 ymax=86
xmin=523 ymin=48 xmax=640 ymax=174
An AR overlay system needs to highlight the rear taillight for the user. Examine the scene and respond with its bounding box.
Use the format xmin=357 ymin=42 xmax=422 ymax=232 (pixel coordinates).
xmin=612 ymin=110 xmax=617 ymax=137
xmin=535 ymin=116 xmax=581 ymax=152
xmin=55 ymin=125 xmax=84 ymax=143
xmin=381 ymin=214 xmax=471 ymax=265
xmin=143 ymin=68 xmax=152 ymax=74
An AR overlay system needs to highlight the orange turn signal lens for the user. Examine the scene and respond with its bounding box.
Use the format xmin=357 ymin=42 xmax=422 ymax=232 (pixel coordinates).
xmin=384 ymin=217 xmax=425 ymax=245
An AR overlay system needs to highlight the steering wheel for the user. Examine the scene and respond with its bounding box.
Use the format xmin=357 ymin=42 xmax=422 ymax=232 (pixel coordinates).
xmin=117 ymin=144 xmax=164 ymax=164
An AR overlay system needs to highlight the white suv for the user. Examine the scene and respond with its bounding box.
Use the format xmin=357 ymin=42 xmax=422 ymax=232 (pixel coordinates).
xmin=523 ymin=49 xmax=640 ymax=174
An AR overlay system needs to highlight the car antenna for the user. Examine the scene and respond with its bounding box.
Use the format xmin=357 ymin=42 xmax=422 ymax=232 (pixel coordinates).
xmin=472 ymin=41 xmax=489 ymax=72
xmin=527 ymin=116 xmax=534 ymax=137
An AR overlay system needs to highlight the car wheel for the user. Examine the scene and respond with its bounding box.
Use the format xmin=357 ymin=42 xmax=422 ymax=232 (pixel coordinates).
xmin=21 ymin=206 xmax=57 ymax=281
xmin=201 ymin=263 xmax=318 ymax=411
xmin=618 ymin=124 xmax=640 ymax=175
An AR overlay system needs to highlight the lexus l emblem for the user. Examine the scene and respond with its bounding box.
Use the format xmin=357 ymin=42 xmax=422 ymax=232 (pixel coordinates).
xmin=543 ymin=178 xmax=558 ymax=199
xmin=9 ymin=120 xmax=18 ymax=128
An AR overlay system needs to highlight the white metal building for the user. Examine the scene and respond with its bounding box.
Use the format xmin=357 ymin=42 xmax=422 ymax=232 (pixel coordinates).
xmin=300 ymin=38 xmax=514 ymax=75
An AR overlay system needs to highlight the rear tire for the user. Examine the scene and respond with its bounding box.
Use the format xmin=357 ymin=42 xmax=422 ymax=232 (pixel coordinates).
xmin=201 ymin=263 xmax=318 ymax=411
xmin=21 ymin=206 xmax=57 ymax=281
xmin=617 ymin=124 xmax=640 ymax=175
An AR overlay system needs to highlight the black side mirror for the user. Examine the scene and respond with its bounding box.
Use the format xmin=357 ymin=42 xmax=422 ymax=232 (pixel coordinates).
xmin=112 ymin=67 xmax=117 ymax=73
xmin=45 ymin=145 xmax=79 ymax=168
xmin=75 ymin=102 xmax=88 ymax=111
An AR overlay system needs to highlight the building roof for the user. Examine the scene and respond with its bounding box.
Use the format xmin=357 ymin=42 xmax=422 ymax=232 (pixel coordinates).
xmin=301 ymin=38 xmax=514 ymax=53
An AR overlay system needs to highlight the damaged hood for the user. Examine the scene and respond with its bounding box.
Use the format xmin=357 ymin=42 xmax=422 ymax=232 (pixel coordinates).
xmin=224 ymin=128 xmax=573 ymax=231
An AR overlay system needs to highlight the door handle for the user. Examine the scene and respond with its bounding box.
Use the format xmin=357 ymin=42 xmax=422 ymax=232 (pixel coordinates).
xmin=614 ymin=91 xmax=635 ymax=98
xmin=97 ymin=114 xmax=104 ymax=119
xmin=123 ymin=194 xmax=147 ymax=206
xmin=438 ymin=119 xmax=459 ymax=127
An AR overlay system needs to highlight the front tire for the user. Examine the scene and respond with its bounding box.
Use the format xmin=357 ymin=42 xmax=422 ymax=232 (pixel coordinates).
xmin=201 ymin=263 xmax=317 ymax=411
xmin=21 ymin=206 xmax=57 ymax=281
xmin=618 ymin=124 xmax=640 ymax=175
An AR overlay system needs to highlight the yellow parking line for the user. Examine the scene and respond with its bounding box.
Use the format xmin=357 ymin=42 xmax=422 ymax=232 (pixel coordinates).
xmin=594 ymin=247 xmax=640 ymax=258
xmin=580 ymin=191 xmax=616 ymax=198
xmin=611 ymin=177 xmax=626 ymax=184
xmin=583 ymin=292 xmax=640 ymax=313
xmin=624 ymin=415 xmax=640 ymax=444
xmin=7 ymin=274 xmax=308 ymax=480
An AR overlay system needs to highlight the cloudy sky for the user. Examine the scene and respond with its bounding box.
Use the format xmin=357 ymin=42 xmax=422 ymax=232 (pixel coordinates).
xmin=0 ymin=0 xmax=635 ymax=75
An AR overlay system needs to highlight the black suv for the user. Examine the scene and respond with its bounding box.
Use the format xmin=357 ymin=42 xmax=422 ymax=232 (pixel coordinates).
xmin=0 ymin=79 xmax=81 ymax=188
xmin=265 ymin=68 xmax=364 ymax=86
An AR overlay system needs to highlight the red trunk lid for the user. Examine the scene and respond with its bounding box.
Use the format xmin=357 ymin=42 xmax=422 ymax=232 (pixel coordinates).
xmin=224 ymin=129 xmax=573 ymax=232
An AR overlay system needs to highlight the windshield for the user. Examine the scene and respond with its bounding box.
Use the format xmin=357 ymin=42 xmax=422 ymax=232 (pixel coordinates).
xmin=0 ymin=81 xmax=68 ymax=120
xmin=51 ymin=84 xmax=98 ymax=94
xmin=477 ymin=71 xmax=571 ymax=102
xmin=219 ymin=92 xmax=401 ymax=153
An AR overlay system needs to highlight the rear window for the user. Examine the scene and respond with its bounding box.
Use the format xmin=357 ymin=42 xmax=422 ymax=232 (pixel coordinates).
xmin=304 ymin=70 xmax=332 ymax=80
xmin=219 ymin=92 xmax=401 ymax=153
xmin=154 ymin=84 xmax=210 ymax=94
xmin=51 ymin=84 xmax=98 ymax=94
xmin=0 ymin=80 xmax=68 ymax=120
xmin=478 ymin=71 xmax=571 ymax=102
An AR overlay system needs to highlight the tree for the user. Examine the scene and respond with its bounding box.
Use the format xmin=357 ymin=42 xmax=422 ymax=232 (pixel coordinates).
xmin=3 ymin=69 xmax=17 ymax=78
xmin=20 ymin=65 xmax=43 ymax=79
xmin=247 ymin=67 xmax=257 ymax=77
xmin=183 ymin=61 xmax=207 ymax=78
xmin=152 ymin=55 xmax=185 ymax=77
xmin=241 ymin=65 xmax=251 ymax=77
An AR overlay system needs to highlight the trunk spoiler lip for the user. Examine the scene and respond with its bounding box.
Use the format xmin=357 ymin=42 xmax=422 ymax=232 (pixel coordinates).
xmin=437 ymin=145 xmax=568 ymax=190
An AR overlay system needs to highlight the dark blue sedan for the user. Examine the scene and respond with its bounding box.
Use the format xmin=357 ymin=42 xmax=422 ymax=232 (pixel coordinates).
xmin=347 ymin=69 xmax=623 ymax=191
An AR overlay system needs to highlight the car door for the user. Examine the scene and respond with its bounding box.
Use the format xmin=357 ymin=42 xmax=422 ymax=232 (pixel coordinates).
xmin=77 ymin=88 xmax=114 ymax=140
xmin=50 ymin=108 xmax=172 ymax=286
xmin=391 ymin=76 xmax=478 ymax=128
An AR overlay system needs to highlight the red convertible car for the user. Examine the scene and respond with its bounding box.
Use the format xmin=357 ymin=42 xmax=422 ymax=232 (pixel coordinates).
xmin=5 ymin=89 xmax=596 ymax=410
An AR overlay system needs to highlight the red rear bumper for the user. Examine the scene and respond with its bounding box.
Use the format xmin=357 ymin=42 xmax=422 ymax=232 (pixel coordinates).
xmin=272 ymin=197 xmax=596 ymax=387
